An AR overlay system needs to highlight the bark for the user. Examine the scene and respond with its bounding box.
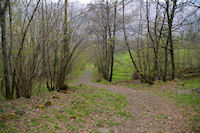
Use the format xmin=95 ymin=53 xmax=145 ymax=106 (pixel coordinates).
xmin=8 ymin=0 xmax=15 ymax=96
xmin=163 ymin=37 xmax=169 ymax=82
xmin=106 ymin=1 xmax=111 ymax=81
xmin=109 ymin=1 xmax=117 ymax=82
xmin=166 ymin=0 xmax=177 ymax=80
xmin=0 ymin=1 xmax=12 ymax=99
xmin=56 ymin=0 xmax=69 ymax=90
xmin=169 ymin=30 xmax=175 ymax=80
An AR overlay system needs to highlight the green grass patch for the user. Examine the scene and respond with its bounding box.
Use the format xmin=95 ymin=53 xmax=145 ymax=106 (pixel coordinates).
xmin=92 ymin=52 xmax=134 ymax=82
xmin=63 ymin=85 xmax=131 ymax=132
xmin=30 ymin=118 xmax=40 ymax=126
xmin=113 ymin=53 xmax=134 ymax=81
xmin=69 ymin=85 xmax=129 ymax=117
xmin=166 ymin=92 xmax=200 ymax=131
xmin=154 ymin=114 xmax=168 ymax=120
xmin=0 ymin=85 xmax=131 ymax=132
xmin=66 ymin=63 xmax=90 ymax=83
xmin=0 ymin=121 xmax=6 ymax=129
xmin=184 ymin=78 xmax=200 ymax=89
xmin=32 ymin=83 xmax=49 ymax=96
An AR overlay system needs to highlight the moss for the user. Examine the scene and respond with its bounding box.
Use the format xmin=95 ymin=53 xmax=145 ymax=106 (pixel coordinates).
xmin=38 ymin=105 xmax=45 ymax=109
xmin=2 ymin=113 xmax=17 ymax=120
xmin=71 ymin=114 xmax=77 ymax=119
xmin=45 ymin=101 xmax=52 ymax=107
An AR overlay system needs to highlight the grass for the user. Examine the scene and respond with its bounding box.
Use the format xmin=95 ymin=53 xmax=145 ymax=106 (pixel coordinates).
xmin=124 ymin=80 xmax=200 ymax=131
xmin=32 ymin=83 xmax=49 ymax=96
xmin=154 ymin=114 xmax=169 ymax=120
xmin=113 ymin=53 xmax=134 ymax=81
xmin=112 ymin=53 xmax=200 ymax=129
xmin=0 ymin=121 xmax=6 ymax=128
xmin=66 ymin=63 xmax=90 ymax=83
xmin=164 ymin=90 xmax=200 ymax=131
xmin=92 ymin=53 xmax=135 ymax=83
xmin=110 ymin=51 xmax=200 ymax=131
xmin=0 ymin=85 xmax=131 ymax=133
xmin=183 ymin=77 xmax=200 ymax=89
xmin=71 ymin=85 xmax=130 ymax=120
xmin=93 ymin=67 xmax=200 ymax=131
xmin=93 ymin=47 xmax=200 ymax=82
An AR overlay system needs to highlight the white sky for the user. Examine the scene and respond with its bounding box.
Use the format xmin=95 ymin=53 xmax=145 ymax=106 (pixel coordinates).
xmin=52 ymin=0 xmax=92 ymax=4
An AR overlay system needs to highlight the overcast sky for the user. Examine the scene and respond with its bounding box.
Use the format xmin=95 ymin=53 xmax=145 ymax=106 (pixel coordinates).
xmin=52 ymin=0 xmax=92 ymax=4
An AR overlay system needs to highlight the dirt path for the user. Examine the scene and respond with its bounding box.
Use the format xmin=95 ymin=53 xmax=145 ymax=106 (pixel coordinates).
xmin=73 ymin=69 xmax=190 ymax=133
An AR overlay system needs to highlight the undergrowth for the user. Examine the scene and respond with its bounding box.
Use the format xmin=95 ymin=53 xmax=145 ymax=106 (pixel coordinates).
xmin=0 ymin=85 xmax=131 ymax=132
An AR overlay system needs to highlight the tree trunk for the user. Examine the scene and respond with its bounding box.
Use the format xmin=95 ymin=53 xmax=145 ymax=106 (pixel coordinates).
xmin=56 ymin=0 xmax=69 ymax=90
xmin=122 ymin=0 xmax=153 ymax=85
xmin=0 ymin=6 xmax=12 ymax=99
xmin=109 ymin=1 xmax=117 ymax=82
xmin=166 ymin=0 xmax=177 ymax=80
xmin=8 ymin=0 xmax=15 ymax=96
xmin=169 ymin=32 xmax=175 ymax=80
xmin=163 ymin=38 xmax=169 ymax=82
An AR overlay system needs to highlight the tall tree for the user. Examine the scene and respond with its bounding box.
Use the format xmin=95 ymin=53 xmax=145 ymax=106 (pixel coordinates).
xmin=56 ymin=0 xmax=70 ymax=90
xmin=122 ymin=0 xmax=153 ymax=84
xmin=165 ymin=0 xmax=177 ymax=80
xmin=146 ymin=0 xmax=166 ymax=80
xmin=0 ymin=0 xmax=12 ymax=99
xmin=109 ymin=0 xmax=117 ymax=82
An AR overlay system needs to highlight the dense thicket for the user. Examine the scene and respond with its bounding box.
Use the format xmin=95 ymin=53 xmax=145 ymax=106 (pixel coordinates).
xmin=0 ymin=0 xmax=90 ymax=99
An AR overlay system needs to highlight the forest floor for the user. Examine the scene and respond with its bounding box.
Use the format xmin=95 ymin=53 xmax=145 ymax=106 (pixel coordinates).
xmin=0 ymin=69 xmax=199 ymax=133
xmin=74 ymin=69 xmax=198 ymax=133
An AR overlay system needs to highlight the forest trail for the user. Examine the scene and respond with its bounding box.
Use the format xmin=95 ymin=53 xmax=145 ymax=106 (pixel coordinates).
xmin=73 ymin=69 xmax=190 ymax=133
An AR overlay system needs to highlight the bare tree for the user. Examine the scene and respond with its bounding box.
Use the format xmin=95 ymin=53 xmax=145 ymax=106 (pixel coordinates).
xmin=146 ymin=0 xmax=166 ymax=80
xmin=122 ymin=0 xmax=153 ymax=84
